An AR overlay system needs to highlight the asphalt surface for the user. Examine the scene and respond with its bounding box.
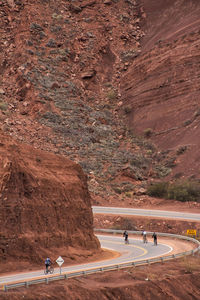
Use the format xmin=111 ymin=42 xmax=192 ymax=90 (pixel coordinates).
xmin=92 ymin=206 xmax=200 ymax=221
xmin=1 ymin=206 xmax=199 ymax=286
xmin=0 ymin=234 xmax=172 ymax=285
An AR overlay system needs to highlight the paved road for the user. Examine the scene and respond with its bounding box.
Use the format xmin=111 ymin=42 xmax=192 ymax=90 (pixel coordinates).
xmin=1 ymin=206 xmax=199 ymax=286
xmin=92 ymin=206 xmax=200 ymax=221
xmin=0 ymin=235 xmax=172 ymax=285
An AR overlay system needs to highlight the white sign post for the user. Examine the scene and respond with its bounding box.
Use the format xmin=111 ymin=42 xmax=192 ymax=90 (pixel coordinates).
xmin=56 ymin=256 xmax=64 ymax=275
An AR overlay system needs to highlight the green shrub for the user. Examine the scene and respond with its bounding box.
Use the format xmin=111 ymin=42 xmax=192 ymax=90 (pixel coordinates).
xmin=167 ymin=180 xmax=200 ymax=202
xmin=147 ymin=182 xmax=168 ymax=198
xmin=147 ymin=180 xmax=200 ymax=202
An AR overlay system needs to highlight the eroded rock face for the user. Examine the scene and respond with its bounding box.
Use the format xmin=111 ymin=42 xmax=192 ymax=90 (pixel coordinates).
xmin=120 ymin=0 xmax=200 ymax=179
xmin=0 ymin=131 xmax=99 ymax=263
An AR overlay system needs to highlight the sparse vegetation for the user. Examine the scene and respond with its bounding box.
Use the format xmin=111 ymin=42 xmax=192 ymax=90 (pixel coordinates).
xmin=106 ymin=89 xmax=117 ymax=101
xmin=176 ymin=145 xmax=187 ymax=155
xmin=0 ymin=101 xmax=8 ymax=111
xmin=147 ymin=182 xmax=169 ymax=198
xmin=147 ymin=180 xmax=200 ymax=202
xmin=144 ymin=128 xmax=153 ymax=138
xmin=124 ymin=105 xmax=132 ymax=114
xmin=183 ymin=119 xmax=192 ymax=127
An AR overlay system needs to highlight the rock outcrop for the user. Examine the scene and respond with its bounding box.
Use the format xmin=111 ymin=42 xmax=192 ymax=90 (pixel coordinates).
xmin=0 ymin=131 xmax=100 ymax=266
xmin=120 ymin=0 xmax=200 ymax=179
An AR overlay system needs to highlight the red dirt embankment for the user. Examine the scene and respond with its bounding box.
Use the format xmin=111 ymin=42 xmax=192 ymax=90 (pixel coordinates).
xmin=120 ymin=0 xmax=200 ymax=180
xmin=0 ymin=130 xmax=100 ymax=273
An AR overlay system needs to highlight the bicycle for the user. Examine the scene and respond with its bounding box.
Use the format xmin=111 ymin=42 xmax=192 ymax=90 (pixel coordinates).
xmin=44 ymin=265 xmax=54 ymax=275
xmin=143 ymin=235 xmax=148 ymax=243
xmin=125 ymin=237 xmax=129 ymax=244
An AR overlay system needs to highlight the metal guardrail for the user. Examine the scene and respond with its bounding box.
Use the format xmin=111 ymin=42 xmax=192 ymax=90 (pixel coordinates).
xmin=1 ymin=230 xmax=200 ymax=291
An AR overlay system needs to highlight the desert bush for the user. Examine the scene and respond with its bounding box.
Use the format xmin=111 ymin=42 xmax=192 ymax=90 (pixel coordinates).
xmin=147 ymin=180 xmax=200 ymax=202
xmin=167 ymin=180 xmax=200 ymax=202
xmin=154 ymin=165 xmax=171 ymax=177
xmin=112 ymin=186 xmax=122 ymax=194
xmin=106 ymin=89 xmax=117 ymax=101
xmin=0 ymin=101 xmax=8 ymax=111
xmin=122 ymin=218 xmax=136 ymax=230
xmin=124 ymin=105 xmax=132 ymax=114
xmin=125 ymin=191 xmax=132 ymax=198
xmin=147 ymin=182 xmax=168 ymax=198
xmin=183 ymin=119 xmax=192 ymax=127
xmin=144 ymin=128 xmax=153 ymax=138
xmin=176 ymin=145 xmax=187 ymax=155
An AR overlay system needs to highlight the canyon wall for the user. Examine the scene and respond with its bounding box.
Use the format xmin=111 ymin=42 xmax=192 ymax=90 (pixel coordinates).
xmin=120 ymin=0 xmax=200 ymax=179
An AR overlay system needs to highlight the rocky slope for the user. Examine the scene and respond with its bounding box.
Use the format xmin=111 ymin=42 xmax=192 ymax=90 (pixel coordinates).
xmin=0 ymin=130 xmax=100 ymax=272
xmin=0 ymin=0 xmax=176 ymax=204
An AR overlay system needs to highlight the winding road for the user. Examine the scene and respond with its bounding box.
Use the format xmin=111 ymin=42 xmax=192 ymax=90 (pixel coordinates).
xmin=0 ymin=235 xmax=172 ymax=285
xmin=0 ymin=207 xmax=199 ymax=287
xmin=92 ymin=206 xmax=200 ymax=221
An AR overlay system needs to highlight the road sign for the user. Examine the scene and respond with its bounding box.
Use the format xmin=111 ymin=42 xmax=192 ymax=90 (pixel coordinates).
xmin=56 ymin=256 xmax=64 ymax=267
xmin=187 ymin=229 xmax=196 ymax=236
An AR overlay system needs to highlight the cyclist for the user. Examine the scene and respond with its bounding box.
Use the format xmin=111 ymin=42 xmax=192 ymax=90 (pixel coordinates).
xmin=45 ymin=257 xmax=52 ymax=273
xmin=152 ymin=232 xmax=157 ymax=246
xmin=123 ymin=230 xmax=129 ymax=244
xmin=142 ymin=230 xmax=147 ymax=243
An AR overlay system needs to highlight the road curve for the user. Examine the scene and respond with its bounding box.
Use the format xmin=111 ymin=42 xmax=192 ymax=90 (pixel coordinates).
xmin=92 ymin=206 xmax=200 ymax=221
xmin=1 ymin=206 xmax=199 ymax=287
xmin=0 ymin=234 xmax=172 ymax=285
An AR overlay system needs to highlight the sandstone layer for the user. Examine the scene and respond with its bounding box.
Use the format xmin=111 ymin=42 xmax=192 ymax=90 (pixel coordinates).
xmin=120 ymin=0 xmax=200 ymax=180
xmin=0 ymin=130 xmax=100 ymax=269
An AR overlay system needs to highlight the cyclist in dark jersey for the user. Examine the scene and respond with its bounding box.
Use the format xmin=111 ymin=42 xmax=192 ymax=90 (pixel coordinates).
xmin=152 ymin=232 xmax=157 ymax=246
xmin=45 ymin=257 xmax=51 ymax=272
xmin=123 ymin=230 xmax=129 ymax=244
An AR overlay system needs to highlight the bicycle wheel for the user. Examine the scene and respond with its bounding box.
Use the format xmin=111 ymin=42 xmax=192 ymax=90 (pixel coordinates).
xmin=49 ymin=266 xmax=54 ymax=274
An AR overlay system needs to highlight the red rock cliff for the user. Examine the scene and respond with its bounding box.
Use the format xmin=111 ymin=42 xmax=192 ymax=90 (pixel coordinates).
xmin=120 ymin=0 xmax=200 ymax=179
xmin=0 ymin=131 xmax=100 ymax=266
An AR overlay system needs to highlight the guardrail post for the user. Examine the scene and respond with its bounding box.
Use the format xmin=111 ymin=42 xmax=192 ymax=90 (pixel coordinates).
xmin=25 ymin=281 xmax=29 ymax=288
xmin=64 ymin=274 xmax=68 ymax=279
xmin=160 ymin=257 xmax=164 ymax=264
xmin=3 ymin=285 xmax=7 ymax=292
xmin=45 ymin=278 xmax=49 ymax=284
